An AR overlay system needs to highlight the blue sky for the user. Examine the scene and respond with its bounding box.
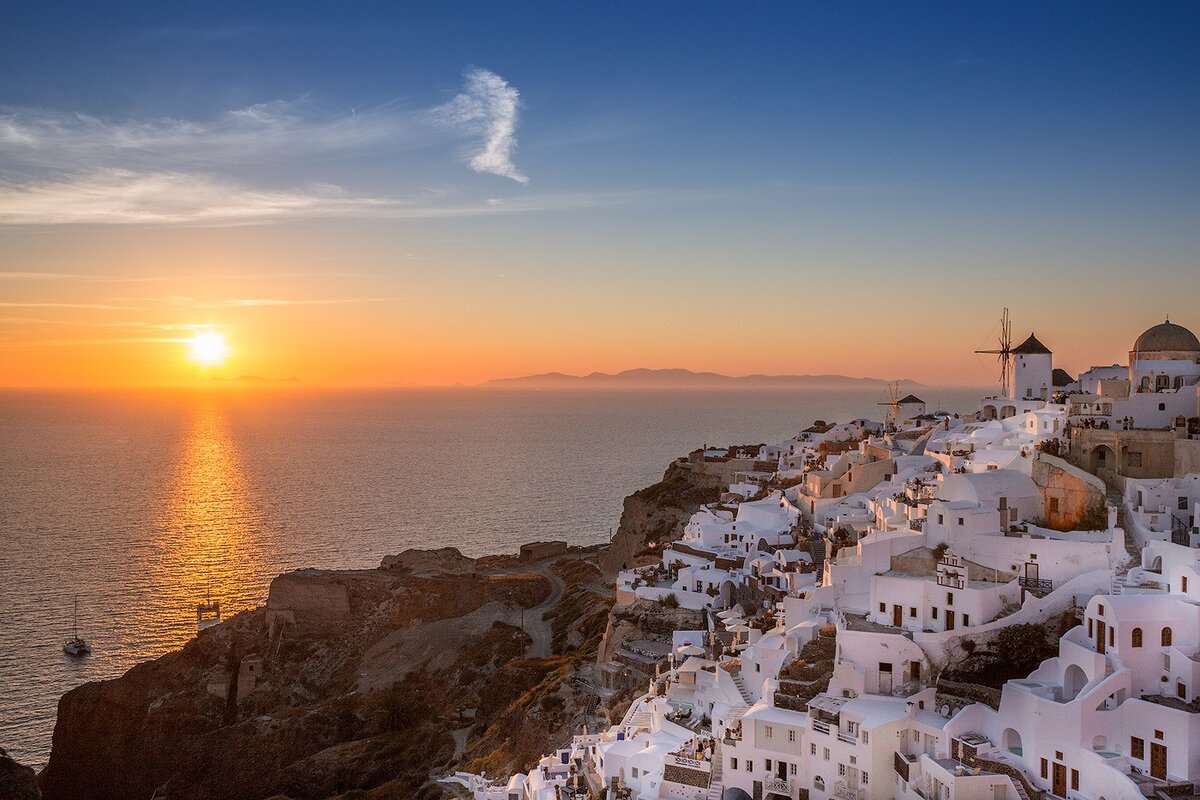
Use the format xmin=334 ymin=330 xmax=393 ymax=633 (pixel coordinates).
xmin=2 ymin=2 xmax=1199 ymax=385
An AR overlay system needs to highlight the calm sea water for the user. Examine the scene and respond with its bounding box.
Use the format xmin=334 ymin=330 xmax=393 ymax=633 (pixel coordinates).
xmin=0 ymin=386 xmax=980 ymax=766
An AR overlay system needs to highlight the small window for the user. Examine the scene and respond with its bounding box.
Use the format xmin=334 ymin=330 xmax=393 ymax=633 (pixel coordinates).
xmin=946 ymin=592 xmax=954 ymax=605
xmin=810 ymin=743 xmax=816 ymax=756
xmin=1180 ymin=497 xmax=1189 ymax=511
xmin=1183 ymin=576 xmax=1189 ymax=593
xmin=788 ymin=729 xmax=796 ymax=742
xmin=1088 ymin=618 xmax=1093 ymax=636
xmin=1071 ymin=769 xmax=1079 ymax=791
xmin=957 ymin=517 xmax=964 ymax=526
xmin=879 ymin=602 xmax=887 ymax=613
xmin=823 ymin=748 xmax=830 ymax=761
xmin=1098 ymin=603 xmax=1104 ymax=615
xmin=1109 ymin=627 xmax=1114 ymax=646
xmin=838 ymin=764 xmax=846 ymax=776
xmin=1040 ymin=759 xmax=1048 ymax=779
xmin=1163 ymin=627 xmax=1173 ymax=647
xmin=937 ymin=514 xmax=944 ymax=525
xmin=731 ymin=757 xmax=738 ymax=770
xmin=1132 ymin=737 xmax=1145 ymax=759
xmin=963 ymin=614 xmax=970 ymax=626
xmin=814 ymin=777 xmax=826 ymax=791
xmin=909 ymin=607 xmax=917 ymax=618
xmin=1132 ymin=627 xmax=1143 ymax=647
xmin=1155 ymin=730 xmax=1163 ymax=739
xmin=765 ymin=759 xmax=772 ymax=771
xmin=932 ymin=607 xmax=939 ymax=619
xmin=746 ymin=760 xmax=752 ymax=772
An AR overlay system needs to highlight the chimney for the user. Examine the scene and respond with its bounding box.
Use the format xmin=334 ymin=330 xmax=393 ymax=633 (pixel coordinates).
xmin=999 ymin=497 xmax=1009 ymax=533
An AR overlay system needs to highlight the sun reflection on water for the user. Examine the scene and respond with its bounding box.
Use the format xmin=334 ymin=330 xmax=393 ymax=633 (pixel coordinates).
xmin=153 ymin=399 xmax=268 ymax=649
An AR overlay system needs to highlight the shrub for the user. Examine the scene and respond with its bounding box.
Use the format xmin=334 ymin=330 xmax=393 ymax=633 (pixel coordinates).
xmin=659 ymin=593 xmax=680 ymax=609
xmin=932 ymin=542 xmax=949 ymax=560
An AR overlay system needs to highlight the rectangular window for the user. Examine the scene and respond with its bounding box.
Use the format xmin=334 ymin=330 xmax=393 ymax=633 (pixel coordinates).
xmin=765 ymin=759 xmax=772 ymax=771
xmin=1181 ymin=497 xmax=1190 ymax=511
xmin=1072 ymin=770 xmax=1079 ymax=791
xmin=1098 ymin=603 xmax=1104 ymax=615
xmin=879 ymin=602 xmax=886 ymax=613
xmin=730 ymin=757 xmax=738 ymax=770
xmin=1183 ymin=576 xmax=1189 ymax=593
xmin=932 ymin=607 xmax=939 ymax=619
xmin=810 ymin=743 xmax=816 ymax=756
xmin=1049 ymin=498 xmax=1059 ymax=514
xmin=824 ymin=748 xmax=830 ymax=761
xmin=1131 ymin=737 xmax=1144 ymax=759
xmin=938 ymin=514 xmax=944 ymax=524
xmin=909 ymin=607 xmax=917 ymax=618
xmin=788 ymin=730 xmax=796 ymax=743
xmin=1088 ymin=618 xmax=1093 ymax=636
xmin=765 ymin=726 xmax=773 ymax=738
xmin=790 ymin=763 xmax=797 ymax=775
xmin=1040 ymin=759 xmax=1048 ymax=779
xmin=746 ymin=761 xmax=752 ymax=772
xmin=863 ymin=731 xmax=869 ymax=744
xmin=838 ymin=764 xmax=846 ymax=776
xmin=947 ymin=592 xmax=954 ymax=605
xmin=957 ymin=517 xmax=964 ymax=526
xmin=863 ymin=773 xmax=869 ymax=785
xmin=963 ymin=614 xmax=970 ymax=626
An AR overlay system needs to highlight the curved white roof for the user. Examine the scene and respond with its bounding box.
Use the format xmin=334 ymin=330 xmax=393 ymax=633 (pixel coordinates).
xmin=938 ymin=470 xmax=1037 ymax=505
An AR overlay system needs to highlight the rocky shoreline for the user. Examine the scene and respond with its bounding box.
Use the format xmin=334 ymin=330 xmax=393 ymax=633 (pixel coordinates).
xmin=10 ymin=457 xmax=720 ymax=800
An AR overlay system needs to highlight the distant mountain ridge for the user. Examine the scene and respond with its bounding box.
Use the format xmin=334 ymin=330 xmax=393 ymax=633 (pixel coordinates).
xmin=485 ymin=368 xmax=922 ymax=388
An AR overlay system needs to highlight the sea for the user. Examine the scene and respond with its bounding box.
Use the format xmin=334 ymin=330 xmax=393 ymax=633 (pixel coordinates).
xmin=0 ymin=386 xmax=982 ymax=767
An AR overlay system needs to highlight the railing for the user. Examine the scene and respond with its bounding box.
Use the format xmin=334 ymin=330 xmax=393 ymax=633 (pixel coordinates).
xmin=812 ymin=719 xmax=831 ymax=734
xmin=894 ymin=752 xmax=913 ymax=782
xmin=832 ymin=780 xmax=863 ymax=800
xmin=1171 ymin=515 xmax=1192 ymax=546
xmin=765 ymin=776 xmax=792 ymax=794
xmin=1018 ymin=576 xmax=1053 ymax=591
xmin=838 ymin=730 xmax=858 ymax=744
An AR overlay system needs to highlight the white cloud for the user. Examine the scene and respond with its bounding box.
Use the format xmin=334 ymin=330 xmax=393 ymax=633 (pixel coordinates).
xmin=0 ymin=100 xmax=413 ymax=170
xmin=432 ymin=68 xmax=528 ymax=184
xmin=0 ymin=170 xmax=391 ymax=224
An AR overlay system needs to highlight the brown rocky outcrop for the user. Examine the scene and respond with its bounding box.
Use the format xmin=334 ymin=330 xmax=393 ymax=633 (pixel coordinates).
xmin=598 ymin=460 xmax=723 ymax=580
xmin=0 ymin=748 xmax=40 ymax=800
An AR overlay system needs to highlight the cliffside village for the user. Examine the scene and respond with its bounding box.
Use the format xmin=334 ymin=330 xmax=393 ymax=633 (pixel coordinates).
xmin=449 ymin=319 xmax=1200 ymax=800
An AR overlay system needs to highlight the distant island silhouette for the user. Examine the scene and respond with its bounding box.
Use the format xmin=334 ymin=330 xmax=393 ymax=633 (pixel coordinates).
xmin=485 ymin=368 xmax=922 ymax=389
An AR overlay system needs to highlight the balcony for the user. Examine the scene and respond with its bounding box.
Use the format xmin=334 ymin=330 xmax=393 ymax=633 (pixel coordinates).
xmin=838 ymin=730 xmax=858 ymax=744
xmin=765 ymin=776 xmax=792 ymax=795
xmin=1018 ymin=576 xmax=1053 ymax=592
xmin=894 ymin=751 xmax=915 ymax=782
xmin=832 ymin=779 xmax=864 ymax=800
xmin=812 ymin=719 xmax=832 ymax=735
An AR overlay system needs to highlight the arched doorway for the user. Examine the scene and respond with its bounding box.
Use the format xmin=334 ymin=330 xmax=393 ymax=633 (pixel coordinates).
xmin=982 ymin=405 xmax=997 ymax=420
xmin=1090 ymin=445 xmax=1116 ymax=473
xmin=1064 ymin=664 xmax=1088 ymax=700
xmin=1002 ymin=728 xmax=1023 ymax=755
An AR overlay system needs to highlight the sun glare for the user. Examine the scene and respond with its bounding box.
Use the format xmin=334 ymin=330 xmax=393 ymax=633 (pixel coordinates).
xmin=187 ymin=331 xmax=231 ymax=367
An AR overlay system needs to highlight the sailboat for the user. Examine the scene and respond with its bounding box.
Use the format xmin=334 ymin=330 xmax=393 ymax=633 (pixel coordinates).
xmin=63 ymin=596 xmax=91 ymax=657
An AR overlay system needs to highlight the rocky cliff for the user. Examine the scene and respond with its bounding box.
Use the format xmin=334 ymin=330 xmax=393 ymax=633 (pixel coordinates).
xmin=37 ymin=548 xmax=617 ymax=800
xmin=598 ymin=459 xmax=723 ymax=580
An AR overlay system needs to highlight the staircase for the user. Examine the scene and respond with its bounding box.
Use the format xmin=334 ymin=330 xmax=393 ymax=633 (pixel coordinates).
xmin=705 ymin=740 xmax=724 ymax=800
xmin=731 ymin=673 xmax=755 ymax=705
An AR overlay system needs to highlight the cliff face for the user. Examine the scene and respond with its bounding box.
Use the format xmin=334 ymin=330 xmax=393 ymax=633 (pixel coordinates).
xmin=598 ymin=460 xmax=723 ymax=580
xmin=39 ymin=551 xmax=565 ymax=800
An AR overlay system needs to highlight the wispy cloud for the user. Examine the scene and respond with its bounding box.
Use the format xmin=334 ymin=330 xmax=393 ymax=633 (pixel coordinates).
xmin=432 ymin=68 xmax=528 ymax=184
xmin=0 ymin=99 xmax=414 ymax=171
xmin=0 ymin=301 xmax=138 ymax=310
xmin=0 ymin=170 xmax=391 ymax=225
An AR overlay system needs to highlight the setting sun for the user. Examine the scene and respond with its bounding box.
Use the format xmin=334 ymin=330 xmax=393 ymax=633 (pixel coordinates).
xmin=186 ymin=331 xmax=231 ymax=367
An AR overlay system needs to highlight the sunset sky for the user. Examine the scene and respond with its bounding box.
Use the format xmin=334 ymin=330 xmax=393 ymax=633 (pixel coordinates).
xmin=2 ymin=2 xmax=1199 ymax=388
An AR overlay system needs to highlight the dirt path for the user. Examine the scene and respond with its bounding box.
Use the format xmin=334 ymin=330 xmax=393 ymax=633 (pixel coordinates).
xmin=487 ymin=556 xmax=577 ymax=658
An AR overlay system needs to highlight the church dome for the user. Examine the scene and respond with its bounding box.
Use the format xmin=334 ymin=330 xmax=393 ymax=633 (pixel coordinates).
xmin=1133 ymin=320 xmax=1200 ymax=354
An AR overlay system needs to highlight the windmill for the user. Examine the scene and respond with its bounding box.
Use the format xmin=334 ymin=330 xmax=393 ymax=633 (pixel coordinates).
xmin=878 ymin=381 xmax=903 ymax=428
xmin=975 ymin=308 xmax=1014 ymax=397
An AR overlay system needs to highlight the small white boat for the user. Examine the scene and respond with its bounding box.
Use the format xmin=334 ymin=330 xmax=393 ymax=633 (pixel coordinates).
xmin=63 ymin=597 xmax=91 ymax=657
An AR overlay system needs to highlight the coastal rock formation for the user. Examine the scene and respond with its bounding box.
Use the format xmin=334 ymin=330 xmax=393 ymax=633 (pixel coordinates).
xmin=0 ymin=748 xmax=40 ymax=800
xmin=38 ymin=550 xmax=595 ymax=800
xmin=599 ymin=459 xmax=723 ymax=580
